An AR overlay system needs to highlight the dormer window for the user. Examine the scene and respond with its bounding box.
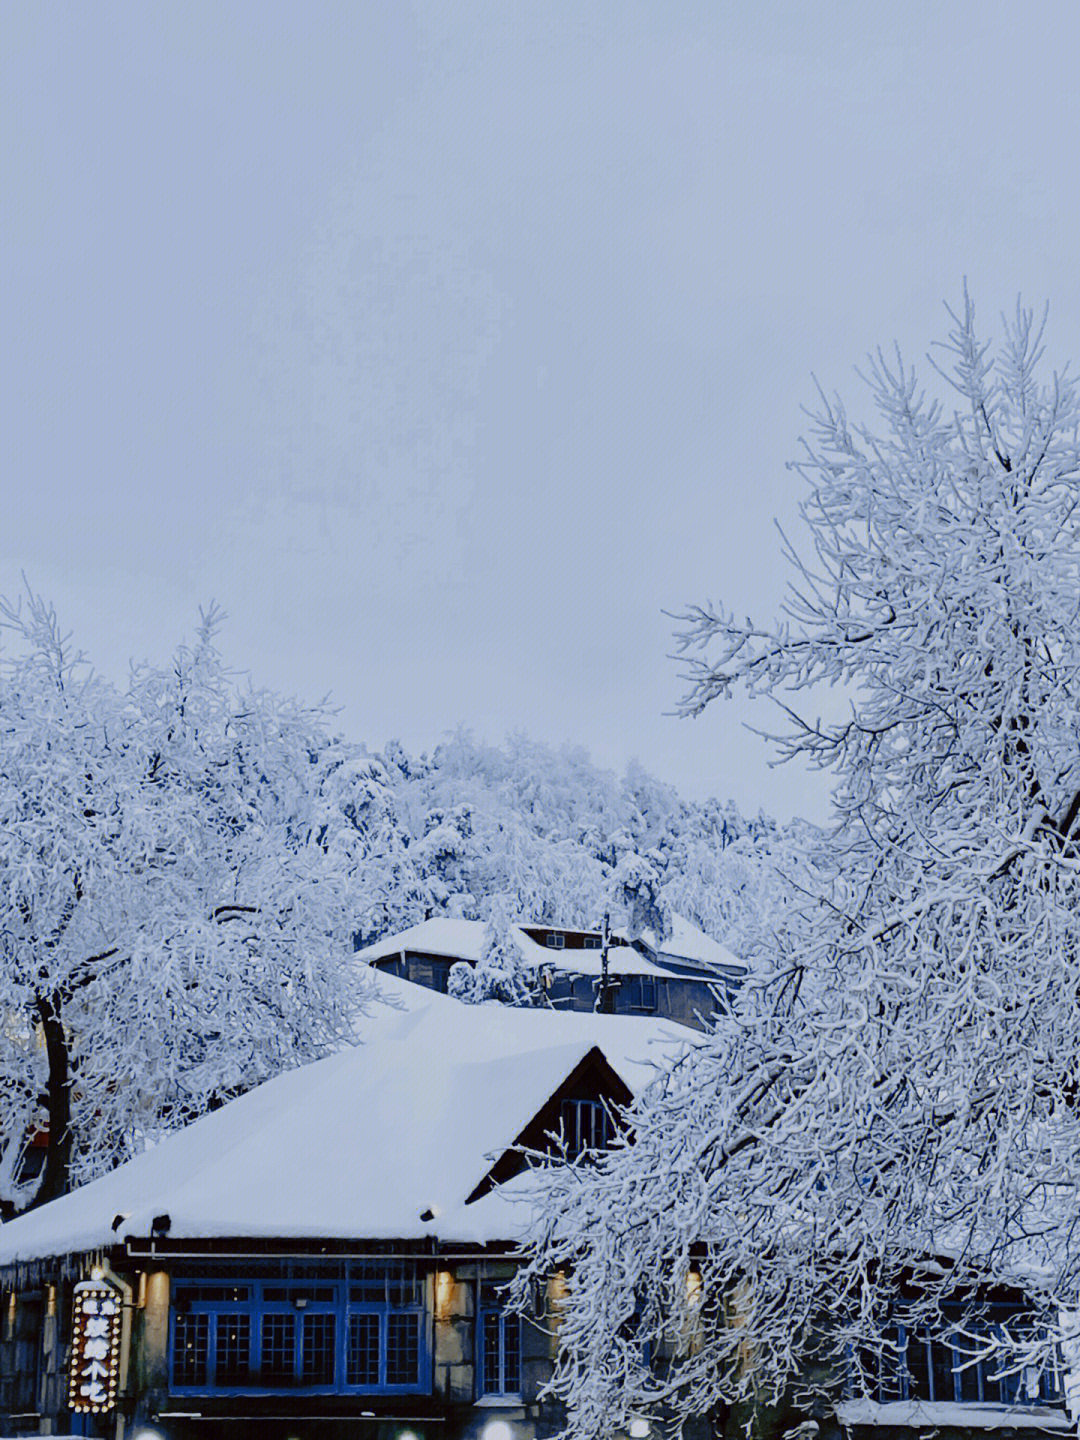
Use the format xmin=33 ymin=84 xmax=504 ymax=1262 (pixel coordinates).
xmin=559 ymin=1098 xmax=614 ymax=1158
xmin=546 ymin=932 xmax=565 ymax=949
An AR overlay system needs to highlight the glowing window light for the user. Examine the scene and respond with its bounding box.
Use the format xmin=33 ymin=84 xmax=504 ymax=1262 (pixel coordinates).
xmin=435 ymin=1269 xmax=454 ymax=1318
xmin=68 ymin=1278 xmax=122 ymax=1414
xmin=686 ymin=1269 xmax=703 ymax=1308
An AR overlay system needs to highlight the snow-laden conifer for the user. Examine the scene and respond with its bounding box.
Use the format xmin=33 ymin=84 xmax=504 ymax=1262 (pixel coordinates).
xmin=448 ymin=894 xmax=535 ymax=1004
xmin=517 ymin=295 xmax=1080 ymax=1436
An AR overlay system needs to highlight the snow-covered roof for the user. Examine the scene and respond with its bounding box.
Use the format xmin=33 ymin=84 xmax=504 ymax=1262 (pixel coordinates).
xmin=357 ymin=916 xmax=524 ymax=966
xmin=356 ymin=915 xmax=743 ymax=981
xmin=0 ymin=972 xmax=689 ymax=1265
xmin=638 ymin=913 xmax=745 ymax=976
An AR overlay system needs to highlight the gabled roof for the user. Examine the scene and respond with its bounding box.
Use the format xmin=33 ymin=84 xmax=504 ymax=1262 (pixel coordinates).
xmin=635 ymin=913 xmax=747 ymax=978
xmin=465 ymin=1045 xmax=634 ymax=1204
xmin=355 ymin=915 xmax=744 ymax=981
xmin=0 ymin=972 xmax=689 ymax=1265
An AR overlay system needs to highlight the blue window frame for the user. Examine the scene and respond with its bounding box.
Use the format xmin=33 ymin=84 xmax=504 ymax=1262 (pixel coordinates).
xmin=173 ymin=1311 xmax=211 ymax=1387
xmin=478 ymin=1285 xmax=521 ymax=1398
xmin=169 ymin=1265 xmax=428 ymax=1395
xmin=861 ymin=1310 xmax=1062 ymax=1407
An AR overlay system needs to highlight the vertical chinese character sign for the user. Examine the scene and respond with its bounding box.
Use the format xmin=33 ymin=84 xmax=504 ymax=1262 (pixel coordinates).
xmin=68 ymin=1278 xmax=121 ymax=1413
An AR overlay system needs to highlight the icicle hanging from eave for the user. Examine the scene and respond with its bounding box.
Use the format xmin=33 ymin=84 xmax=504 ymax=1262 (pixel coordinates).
xmin=2 ymin=1247 xmax=111 ymax=1294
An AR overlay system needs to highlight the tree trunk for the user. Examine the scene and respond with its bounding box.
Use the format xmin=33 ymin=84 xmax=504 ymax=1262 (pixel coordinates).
xmin=27 ymin=992 xmax=73 ymax=1210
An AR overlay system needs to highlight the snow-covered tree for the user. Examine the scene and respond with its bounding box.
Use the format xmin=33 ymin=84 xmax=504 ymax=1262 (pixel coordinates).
xmin=0 ymin=595 xmax=379 ymax=1213
xmin=412 ymin=803 xmax=478 ymax=918
xmin=326 ymin=754 xmax=427 ymax=949
xmin=519 ymin=295 xmax=1080 ymax=1436
xmin=610 ymin=851 xmax=672 ymax=947
xmin=448 ymin=895 xmax=535 ymax=1005
xmin=363 ymin=728 xmax=791 ymax=949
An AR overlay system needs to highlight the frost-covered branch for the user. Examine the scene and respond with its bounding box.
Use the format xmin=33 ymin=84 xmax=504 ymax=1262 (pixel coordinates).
xmin=0 ymin=591 xmax=381 ymax=1211
xmin=521 ymin=296 xmax=1080 ymax=1437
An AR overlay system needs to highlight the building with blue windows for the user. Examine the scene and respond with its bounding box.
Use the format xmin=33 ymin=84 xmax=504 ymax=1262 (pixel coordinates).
xmin=0 ymin=973 xmax=1071 ymax=1440
xmin=0 ymin=975 xmax=687 ymax=1439
xmin=357 ymin=914 xmax=745 ymax=1029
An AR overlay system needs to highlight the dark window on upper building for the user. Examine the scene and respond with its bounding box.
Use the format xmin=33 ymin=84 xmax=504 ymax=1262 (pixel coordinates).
xmin=559 ymin=1098 xmax=615 ymax=1158
xmin=409 ymin=957 xmax=451 ymax=992
xmin=621 ymin=975 xmax=657 ymax=1012
xmin=546 ymin=933 xmax=565 ymax=949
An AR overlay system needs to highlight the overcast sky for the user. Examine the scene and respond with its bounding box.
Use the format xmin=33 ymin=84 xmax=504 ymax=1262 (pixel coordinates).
xmin=6 ymin=2 xmax=1080 ymax=822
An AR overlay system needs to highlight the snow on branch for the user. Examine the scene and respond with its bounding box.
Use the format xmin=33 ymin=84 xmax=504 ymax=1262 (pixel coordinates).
xmin=521 ymin=295 xmax=1080 ymax=1438
xmin=0 ymin=591 xmax=381 ymax=1211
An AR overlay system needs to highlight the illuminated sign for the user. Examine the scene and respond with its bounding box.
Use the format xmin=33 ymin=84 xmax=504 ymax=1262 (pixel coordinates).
xmin=68 ymin=1278 xmax=121 ymax=1413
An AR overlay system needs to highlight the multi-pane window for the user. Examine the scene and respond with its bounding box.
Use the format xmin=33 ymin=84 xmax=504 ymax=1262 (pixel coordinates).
xmin=215 ymin=1314 xmax=251 ymax=1385
xmin=621 ymin=975 xmax=657 ymax=1012
xmin=478 ymin=1283 xmax=521 ymax=1397
xmin=348 ymin=1260 xmax=424 ymax=1390
xmin=346 ymin=1314 xmax=380 ymax=1387
xmin=480 ymin=1311 xmax=521 ymax=1396
xmin=559 ymin=1098 xmax=615 ymax=1158
xmin=301 ymin=1312 xmax=337 ymax=1386
xmin=170 ymin=1265 xmax=427 ymax=1393
xmin=861 ymin=1314 xmax=1063 ymax=1406
xmin=259 ymin=1313 xmax=296 ymax=1385
xmin=386 ymin=1313 xmax=421 ymax=1386
xmin=173 ymin=1313 xmax=211 ymax=1388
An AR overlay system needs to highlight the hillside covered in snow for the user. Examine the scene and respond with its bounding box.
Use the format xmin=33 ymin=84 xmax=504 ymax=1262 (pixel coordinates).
xmin=343 ymin=729 xmax=813 ymax=962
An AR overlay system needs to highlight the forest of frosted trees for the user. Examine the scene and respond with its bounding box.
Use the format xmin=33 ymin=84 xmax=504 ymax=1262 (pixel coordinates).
xmin=0 ymin=592 xmax=802 ymax=1213
xmin=353 ymin=727 xmax=807 ymax=956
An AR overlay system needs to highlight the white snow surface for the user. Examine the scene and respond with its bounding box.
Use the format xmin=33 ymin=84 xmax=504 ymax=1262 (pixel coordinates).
xmin=0 ymin=972 xmax=689 ymax=1264
xmin=835 ymin=1398 xmax=1072 ymax=1430
xmin=355 ymin=914 xmax=742 ymax=980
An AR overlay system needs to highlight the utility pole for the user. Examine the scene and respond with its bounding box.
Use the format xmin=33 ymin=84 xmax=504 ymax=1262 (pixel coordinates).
xmin=597 ymin=911 xmax=615 ymax=1014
